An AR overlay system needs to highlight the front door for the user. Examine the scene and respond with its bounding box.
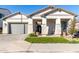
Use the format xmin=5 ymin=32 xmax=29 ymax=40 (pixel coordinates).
xmin=35 ymin=21 xmax=42 ymax=35
xmin=33 ymin=19 xmax=42 ymax=35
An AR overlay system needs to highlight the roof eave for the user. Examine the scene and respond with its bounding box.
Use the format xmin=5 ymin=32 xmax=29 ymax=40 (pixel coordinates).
xmin=57 ymin=8 xmax=77 ymax=17
xmin=2 ymin=12 xmax=21 ymax=20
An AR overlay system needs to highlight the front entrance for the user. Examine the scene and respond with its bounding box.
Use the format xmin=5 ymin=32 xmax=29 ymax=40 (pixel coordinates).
xmin=33 ymin=19 xmax=42 ymax=35
xmin=36 ymin=23 xmax=42 ymax=35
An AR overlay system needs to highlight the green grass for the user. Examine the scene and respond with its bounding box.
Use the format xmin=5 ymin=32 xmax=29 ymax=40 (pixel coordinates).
xmin=25 ymin=37 xmax=79 ymax=43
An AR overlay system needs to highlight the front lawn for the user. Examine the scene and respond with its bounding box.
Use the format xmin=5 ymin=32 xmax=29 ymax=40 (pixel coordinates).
xmin=25 ymin=37 xmax=79 ymax=43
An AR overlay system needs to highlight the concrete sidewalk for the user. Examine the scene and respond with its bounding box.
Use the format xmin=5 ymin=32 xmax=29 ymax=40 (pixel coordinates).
xmin=0 ymin=40 xmax=31 ymax=53
xmin=1 ymin=42 xmax=79 ymax=53
xmin=28 ymin=43 xmax=79 ymax=53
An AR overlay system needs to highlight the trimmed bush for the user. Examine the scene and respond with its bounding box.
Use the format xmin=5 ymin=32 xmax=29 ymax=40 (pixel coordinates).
xmin=28 ymin=33 xmax=37 ymax=37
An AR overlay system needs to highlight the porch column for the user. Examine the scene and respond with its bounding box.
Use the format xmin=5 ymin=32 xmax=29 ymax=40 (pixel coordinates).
xmin=42 ymin=18 xmax=48 ymax=35
xmin=55 ymin=18 xmax=61 ymax=36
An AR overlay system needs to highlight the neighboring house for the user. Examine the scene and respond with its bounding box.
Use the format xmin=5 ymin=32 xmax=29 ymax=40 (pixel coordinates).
xmin=2 ymin=6 xmax=77 ymax=36
xmin=0 ymin=8 xmax=11 ymax=29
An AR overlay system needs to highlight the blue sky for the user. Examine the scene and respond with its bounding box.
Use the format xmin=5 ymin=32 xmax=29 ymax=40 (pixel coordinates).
xmin=0 ymin=5 xmax=79 ymax=18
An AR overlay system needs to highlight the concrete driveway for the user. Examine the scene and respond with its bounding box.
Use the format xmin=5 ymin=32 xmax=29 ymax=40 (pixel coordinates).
xmin=0 ymin=34 xmax=31 ymax=53
xmin=0 ymin=34 xmax=27 ymax=40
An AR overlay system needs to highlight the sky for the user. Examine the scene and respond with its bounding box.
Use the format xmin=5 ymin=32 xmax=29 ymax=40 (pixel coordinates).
xmin=0 ymin=5 xmax=79 ymax=18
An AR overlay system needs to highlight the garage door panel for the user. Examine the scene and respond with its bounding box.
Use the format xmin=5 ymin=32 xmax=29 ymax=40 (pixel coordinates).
xmin=10 ymin=24 xmax=24 ymax=34
xmin=9 ymin=23 xmax=28 ymax=34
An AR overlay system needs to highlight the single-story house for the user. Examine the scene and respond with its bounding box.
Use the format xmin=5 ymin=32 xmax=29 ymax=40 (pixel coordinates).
xmin=2 ymin=6 xmax=77 ymax=36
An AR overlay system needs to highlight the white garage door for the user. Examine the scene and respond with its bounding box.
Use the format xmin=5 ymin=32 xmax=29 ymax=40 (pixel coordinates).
xmin=9 ymin=23 xmax=28 ymax=34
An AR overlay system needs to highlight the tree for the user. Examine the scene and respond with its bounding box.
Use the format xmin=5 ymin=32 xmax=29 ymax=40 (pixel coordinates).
xmin=68 ymin=18 xmax=77 ymax=35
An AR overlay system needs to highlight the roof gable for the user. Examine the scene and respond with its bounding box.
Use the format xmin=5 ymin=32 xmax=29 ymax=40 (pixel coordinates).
xmin=42 ymin=8 xmax=77 ymax=16
xmin=2 ymin=12 xmax=21 ymax=20
xmin=2 ymin=12 xmax=28 ymax=20
xmin=28 ymin=6 xmax=55 ymax=17
xmin=28 ymin=7 xmax=77 ymax=17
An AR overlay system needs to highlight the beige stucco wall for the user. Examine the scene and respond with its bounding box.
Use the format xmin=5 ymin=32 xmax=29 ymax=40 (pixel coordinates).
xmin=28 ymin=18 xmax=33 ymax=34
xmin=3 ymin=21 xmax=8 ymax=34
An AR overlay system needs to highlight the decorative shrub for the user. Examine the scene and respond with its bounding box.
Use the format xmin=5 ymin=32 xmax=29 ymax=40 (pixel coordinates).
xmin=68 ymin=18 xmax=76 ymax=35
xmin=28 ymin=33 xmax=37 ymax=37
